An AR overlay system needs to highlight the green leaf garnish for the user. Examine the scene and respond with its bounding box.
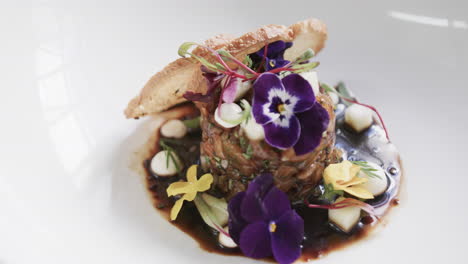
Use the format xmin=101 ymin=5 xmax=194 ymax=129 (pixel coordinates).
xmin=351 ymin=161 xmax=382 ymax=179
xmin=243 ymin=55 xmax=253 ymax=68
xmin=293 ymin=48 xmax=315 ymax=64
xmin=177 ymin=42 xmax=220 ymax=72
xmin=242 ymin=144 xmax=253 ymax=160
xmin=320 ymin=183 xmax=344 ymax=202
xmin=321 ymin=82 xmax=351 ymax=106
xmin=336 ymin=82 xmax=353 ymax=106
xmin=291 ymin=61 xmax=320 ymax=73
xmin=178 ymin=42 xmax=198 ymax=57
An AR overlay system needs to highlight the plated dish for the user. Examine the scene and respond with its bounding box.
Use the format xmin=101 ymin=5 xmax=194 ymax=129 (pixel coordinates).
xmin=125 ymin=18 xmax=402 ymax=264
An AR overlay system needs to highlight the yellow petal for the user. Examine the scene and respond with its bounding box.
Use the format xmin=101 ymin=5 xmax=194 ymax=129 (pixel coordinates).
xmin=324 ymin=160 xmax=354 ymax=184
xmin=342 ymin=177 xmax=368 ymax=187
xmin=166 ymin=181 xmax=192 ymax=197
xmin=344 ymin=186 xmax=374 ymax=200
xmin=187 ymin=165 xmax=198 ymax=182
xmin=183 ymin=191 xmax=197 ymax=202
xmin=170 ymin=196 xmax=186 ymax=220
xmin=195 ymin=173 xmax=213 ymax=192
xmin=350 ymin=164 xmax=361 ymax=178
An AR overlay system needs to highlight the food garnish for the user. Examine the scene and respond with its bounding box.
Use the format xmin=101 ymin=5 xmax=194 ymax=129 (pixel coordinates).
xmin=127 ymin=19 xmax=402 ymax=264
xmin=166 ymin=165 xmax=213 ymax=220
xmin=322 ymin=82 xmax=390 ymax=140
xmin=323 ymin=160 xmax=374 ymax=199
xmin=228 ymin=173 xmax=304 ymax=264
xmin=252 ymin=73 xmax=329 ymax=155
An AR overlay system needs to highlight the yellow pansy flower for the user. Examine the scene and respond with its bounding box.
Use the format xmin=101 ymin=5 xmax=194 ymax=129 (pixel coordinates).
xmin=167 ymin=165 xmax=213 ymax=220
xmin=323 ymin=160 xmax=374 ymax=200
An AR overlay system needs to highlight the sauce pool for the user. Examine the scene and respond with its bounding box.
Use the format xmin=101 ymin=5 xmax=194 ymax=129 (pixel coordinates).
xmin=142 ymin=102 xmax=402 ymax=261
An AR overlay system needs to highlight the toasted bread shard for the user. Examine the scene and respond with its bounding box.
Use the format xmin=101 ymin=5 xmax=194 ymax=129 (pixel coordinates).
xmin=125 ymin=18 xmax=327 ymax=119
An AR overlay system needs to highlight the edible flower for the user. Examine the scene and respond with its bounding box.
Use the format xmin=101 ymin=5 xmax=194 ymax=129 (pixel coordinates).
xmin=167 ymin=165 xmax=213 ymax=220
xmin=252 ymin=73 xmax=329 ymax=155
xmin=323 ymin=160 xmax=374 ymax=200
xmin=254 ymin=40 xmax=293 ymax=71
xmin=228 ymin=173 xmax=304 ymax=264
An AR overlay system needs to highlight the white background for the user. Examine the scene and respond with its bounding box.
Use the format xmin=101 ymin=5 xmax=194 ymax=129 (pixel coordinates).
xmin=0 ymin=0 xmax=467 ymax=263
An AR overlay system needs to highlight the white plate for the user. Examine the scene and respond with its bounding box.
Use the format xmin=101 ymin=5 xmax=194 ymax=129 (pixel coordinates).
xmin=1 ymin=0 xmax=467 ymax=263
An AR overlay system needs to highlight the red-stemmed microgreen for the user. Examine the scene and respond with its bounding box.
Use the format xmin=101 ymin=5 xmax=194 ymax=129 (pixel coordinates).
xmin=321 ymin=82 xmax=390 ymax=141
xmin=178 ymin=42 xmax=319 ymax=83
xmin=305 ymin=197 xmax=376 ymax=215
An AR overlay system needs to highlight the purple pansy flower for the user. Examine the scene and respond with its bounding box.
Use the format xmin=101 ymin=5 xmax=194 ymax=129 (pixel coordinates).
xmin=254 ymin=41 xmax=293 ymax=71
xmin=252 ymin=73 xmax=329 ymax=155
xmin=228 ymin=173 xmax=304 ymax=264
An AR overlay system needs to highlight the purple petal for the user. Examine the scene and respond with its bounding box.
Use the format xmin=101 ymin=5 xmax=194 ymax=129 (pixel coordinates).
xmin=262 ymin=187 xmax=291 ymax=220
xmin=293 ymin=103 xmax=330 ymax=156
xmin=241 ymin=173 xmax=274 ymax=223
xmin=221 ymin=76 xmax=237 ymax=103
xmin=281 ymin=74 xmax=315 ymax=113
xmin=247 ymin=173 xmax=274 ymax=197
xmin=252 ymin=73 xmax=284 ymax=124
xmin=183 ymin=67 xmax=223 ymax=103
xmin=271 ymin=210 xmax=304 ymax=264
xmin=258 ymin=41 xmax=292 ymax=58
xmin=265 ymin=58 xmax=291 ymax=71
xmin=263 ymin=115 xmax=300 ymax=149
xmin=239 ymin=222 xmax=273 ymax=259
xmin=228 ymin=192 xmax=247 ymax=244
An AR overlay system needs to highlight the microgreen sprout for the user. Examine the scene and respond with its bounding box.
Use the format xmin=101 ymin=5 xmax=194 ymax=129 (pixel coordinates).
xmin=321 ymin=82 xmax=390 ymax=140
xmin=159 ymin=139 xmax=181 ymax=172
xmin=351 ymin=160 xmax=382 ymax=179
xmin=306 ymin=197 xmax=376 ymax=215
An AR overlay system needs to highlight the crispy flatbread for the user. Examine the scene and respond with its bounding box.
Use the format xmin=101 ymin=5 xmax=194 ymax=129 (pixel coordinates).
xmin=125 ymin=18 xmax=327 ymax=119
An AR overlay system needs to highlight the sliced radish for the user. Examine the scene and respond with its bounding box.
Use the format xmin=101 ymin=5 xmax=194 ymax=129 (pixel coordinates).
xmin=221 ymin=70 xmax=253 ymax=103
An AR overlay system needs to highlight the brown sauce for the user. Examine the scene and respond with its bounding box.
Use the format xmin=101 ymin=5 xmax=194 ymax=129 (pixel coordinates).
xmin=142 ymin=102 xmax=402 ymax=262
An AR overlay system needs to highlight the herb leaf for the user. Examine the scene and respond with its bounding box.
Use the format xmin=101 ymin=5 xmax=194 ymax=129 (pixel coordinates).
xmin=351 ymin=160 xmax=382 ymax=179
xmin=242 ymin=144 xmax=253 ymax=160
xmin=291 ymin=61 xmax=320 ymax=73
xmin=160 ymin=139 xmax=181 ymax=172
xmin=320 ymin=183 xmax=344 ymax=202
xmin=292 ymin=48 xmax=315 ymax=64
xmin=243 ymin=55 xmax=253 ymax=68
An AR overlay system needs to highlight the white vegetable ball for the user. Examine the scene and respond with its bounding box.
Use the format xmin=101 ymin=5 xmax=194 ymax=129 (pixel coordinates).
xmin=219 ymin=226 xmax=238 ymax=248
xmin=359 ymin=162 xmax=388 ymax=196
xmin=150 ymin=150 xmax=183 ymax=177
xmin=214 ymin=103 xmax=243 ymax=128
xmin=329 ymin=197 xmax=361 ymax=233
xmin=241 ymin=116 xmax=265 ymax=141
xmin=345 ymin=104 xmax=374 ymax=133
xmin=299 ymin=71 xmax=320 ymax=96
xmin=161 ymin=119 xmax=187 ymax=139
